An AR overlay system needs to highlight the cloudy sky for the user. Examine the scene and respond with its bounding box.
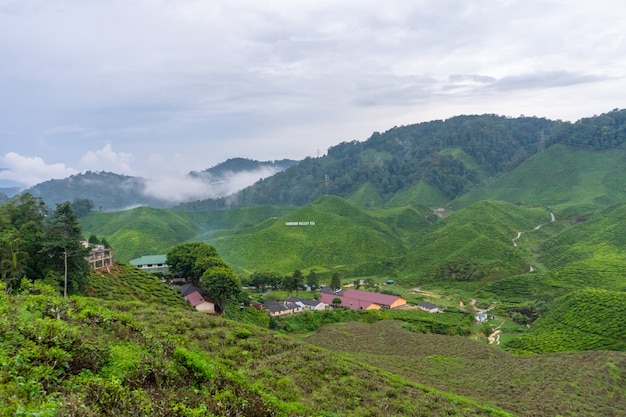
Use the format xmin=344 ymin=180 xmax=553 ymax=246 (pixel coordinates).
xmin=1 ymin=0 xmax=625 ymax=190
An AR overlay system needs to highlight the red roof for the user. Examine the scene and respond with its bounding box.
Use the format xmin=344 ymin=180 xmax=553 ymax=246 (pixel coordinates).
xmin=342 ymin=289 xmax=403 ymax=306
xmin=185 ymin=291 xmax=211 ymax=307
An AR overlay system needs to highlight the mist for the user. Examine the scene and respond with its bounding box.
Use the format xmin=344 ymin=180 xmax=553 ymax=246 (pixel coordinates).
xmin=142 ymin=166 xmax=283 ymax=203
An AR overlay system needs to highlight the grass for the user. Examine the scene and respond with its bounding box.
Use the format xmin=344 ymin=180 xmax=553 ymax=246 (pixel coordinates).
xmin=307 ymin=320 xmax=626 ymax=417
xmin=0 ymin=291 xmax=515 ymax=416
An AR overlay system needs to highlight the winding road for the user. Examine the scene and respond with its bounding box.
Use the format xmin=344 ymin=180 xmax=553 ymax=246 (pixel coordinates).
xmin=512 ymin=212 xmax=555 ymax=272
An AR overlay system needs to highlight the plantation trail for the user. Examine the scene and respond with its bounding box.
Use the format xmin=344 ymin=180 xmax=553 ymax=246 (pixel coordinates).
xmin=512 ymin=211 xmax=555 ymax=272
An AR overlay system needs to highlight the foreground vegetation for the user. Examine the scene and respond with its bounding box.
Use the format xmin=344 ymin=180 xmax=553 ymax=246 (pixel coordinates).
xmin=308 ymin=320 xmax=626 ymax=417
xmin=0 ymin=288 xmax=514 ymax=416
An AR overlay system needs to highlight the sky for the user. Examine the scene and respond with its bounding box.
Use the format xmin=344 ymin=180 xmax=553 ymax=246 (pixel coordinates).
xmin=1 ymin=0 xmax=625 ymax=193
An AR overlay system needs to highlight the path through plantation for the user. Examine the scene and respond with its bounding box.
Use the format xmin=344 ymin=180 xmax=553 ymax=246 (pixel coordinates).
xmin=512 ymin=212 xmax=556 ymax=272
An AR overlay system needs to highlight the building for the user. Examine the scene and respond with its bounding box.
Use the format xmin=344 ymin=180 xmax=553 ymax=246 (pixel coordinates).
xmin=180 ymin=283 xmax=216 ymax=314
xmin=82 ymin=241 xmax=114 ymax=271
xmin=284 ymin=296 xmax=327 ymax=311
xmin=263 ymin=301 xmax=304 ymax=317
xmin=129 ymin=254 xmax=169 ymax=274
xmin=319 ymin=287 xmax=406 ymax=310
xmin=418 ymin=302 xmax=440 ymax=313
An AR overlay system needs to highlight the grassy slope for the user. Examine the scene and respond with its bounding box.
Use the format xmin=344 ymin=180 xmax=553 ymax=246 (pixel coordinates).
xmin=398 ymin=200 xmax=553 ymax=283
xmin=452 ymin=144 xmax=626 ymax=215
xmin=81 ymin=205 xmax=296 ymax=262
xmin=307 ymin=320 xmax=626 ymax=417
xmin=0 ymin=293 xmax=513 ymax=417
xmin=84 ymin=264 xmax=191 ymax=309
xmin=209 ymin=196 xmax=416 ymax=276
xmin=504 ymin=288 xmax=626 ymax=354
xmin=386 ymin=181 xmax=449 ymax=208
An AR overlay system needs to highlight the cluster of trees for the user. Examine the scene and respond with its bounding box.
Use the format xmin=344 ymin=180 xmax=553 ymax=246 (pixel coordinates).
xmin=0 ymin=194 xmax=90 ymax=295
xmin=249 ymin=270 xmax=345 ymax=295
xmin=166 ymin=242 xmax=241 ymax=313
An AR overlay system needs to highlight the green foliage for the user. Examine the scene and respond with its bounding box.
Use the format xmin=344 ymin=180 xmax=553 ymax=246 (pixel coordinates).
xmin=0 ymin=292 xmax=513 ymax=417
xmin=309 ymin=320 xmax=626 ymax=417
xmin=84 ymin=264 xmax=190 ymax=309
xmin=167 ymin=241 xmax=224 ymax=285
xmin=504 ymin=288 xmax=626 ymax=354
xmin=201 ymin=266 xmax=241 ymax=314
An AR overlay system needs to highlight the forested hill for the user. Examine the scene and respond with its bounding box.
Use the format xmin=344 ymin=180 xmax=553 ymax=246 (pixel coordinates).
xmin=177 ymin=109 xmax=626 ymax=210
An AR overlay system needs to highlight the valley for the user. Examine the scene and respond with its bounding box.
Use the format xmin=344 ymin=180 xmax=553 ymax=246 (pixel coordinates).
xmin=3 ymin=110 xmax=626 ymax=415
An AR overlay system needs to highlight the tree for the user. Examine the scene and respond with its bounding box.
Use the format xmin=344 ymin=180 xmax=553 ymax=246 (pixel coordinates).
xmin=201 ymin=266 xmax=241 ymax=314
xmin=167 ymin=242 xmax=224 ymax=286
xmin=250 ymin=270 xmax=281 ymax=292
xmin=43 ymin=202 xmax=89 ymax=296
xmin=281 ymin=274 xmax=296 ymax=295
xmin=306 ymin=269 xmax=319 ymax=290
xmin=88 ymin=234 xmax=100 ymax=245
xmin=332 ymin=297 xmax=342 ymax=308
xmin=292 ymin=269 xmax=303 ymax=295
xmin=330 ymin=272 xmax=341 ymax=290
xmin=70 ymin=198 xmax=94 ymax=218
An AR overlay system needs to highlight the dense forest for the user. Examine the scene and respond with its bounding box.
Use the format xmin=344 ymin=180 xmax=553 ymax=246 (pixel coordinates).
xmin=0 ymin=194 xmax=90 ymax=295
xmin=178 ymin=109 xmax=626 ymax=210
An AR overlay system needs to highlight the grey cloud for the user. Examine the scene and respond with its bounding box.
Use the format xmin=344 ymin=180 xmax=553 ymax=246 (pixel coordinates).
xmin=488 ymin=70 xmax=607 ymax=91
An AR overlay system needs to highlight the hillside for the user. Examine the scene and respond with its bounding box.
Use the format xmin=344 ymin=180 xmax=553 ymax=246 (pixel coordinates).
xmin=452 ymin=144 xmax=626 ymax=215
xmin=80 ymin=205 xmax=296 ymax=263
xmin=0 ymin=290 xmax=514 ymax=416
xmin=397 ymin=200 xmax=553 ymax=283
xmin=207 ymin=196 xmax=423 ymax=276
xmin=504 ymin=288 xmax=626 ymax=354
xmin=308 ymin=320 xmax=626 ymax=417
xmin=178 ymin=109 xmax=626 ymax=210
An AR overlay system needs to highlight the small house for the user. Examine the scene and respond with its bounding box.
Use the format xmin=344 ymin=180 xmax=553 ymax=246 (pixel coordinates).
xmin=418 ymin=302 xmax=440 ymax=313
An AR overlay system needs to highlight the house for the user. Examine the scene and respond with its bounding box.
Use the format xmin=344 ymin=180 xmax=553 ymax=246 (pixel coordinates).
xmin=263 ymin=301 xmax=304 ymax=317
xmin=319 ymin=287 xmax=406 ymax=310
xmin=418 ymin=302 xmax=440 ymax=313
xmin=475 ymin=313 xmax=488 ymax=323
xmin=284 ymin=296 xmax=327 ymax=311
xmin=83 ymin=241 xmax=114 ymax=271
xmin=179 ymin=283 xmax=216 ymax=314
xmin=129 ymin=254 xmax=169 ymax=274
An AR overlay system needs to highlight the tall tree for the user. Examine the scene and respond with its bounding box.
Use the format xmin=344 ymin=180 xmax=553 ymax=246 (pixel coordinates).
xmin=43 ymin=202 xmax=89 ymax=296
xmin=330 ymin=272 xmax=342 ymax=291
xmin=201 ymin=266 xmax=241 ymax=314
xmin=306 ymin=269 xmax=319 ymax=290
xmin=292 ymin=269 xmax=304 ymax=295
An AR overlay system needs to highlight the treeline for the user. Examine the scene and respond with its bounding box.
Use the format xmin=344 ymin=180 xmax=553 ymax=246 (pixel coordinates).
xmin=0 ymin=194 xmax=90 ymax=295
xmin=177 ymin=109 xmax=626 ymax=210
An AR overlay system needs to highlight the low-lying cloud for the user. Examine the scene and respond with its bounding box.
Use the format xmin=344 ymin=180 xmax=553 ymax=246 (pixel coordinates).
xmin=142 ymin=166 xmax=285 ymax=202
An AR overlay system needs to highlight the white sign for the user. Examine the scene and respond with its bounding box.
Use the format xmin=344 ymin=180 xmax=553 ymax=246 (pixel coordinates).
xmin=285 ymin=221 xmax=316 ymax=226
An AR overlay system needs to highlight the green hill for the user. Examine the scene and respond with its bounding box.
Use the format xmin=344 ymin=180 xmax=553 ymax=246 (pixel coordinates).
xmin=81 ymin=205 xmax=296 ymax=262
xmin=452 ymin=144 xmax=626 ymax=215
xmin=398 ymin=200 xmax=553 ymax=283
xmin=0 ymin=291 xmax=514 ymax=416
xmin=209 ymin=196 xmax=416 ymax=276
xmin=308 ymin=320 xmax=626 ymax=417
xmin=504 ymin=288 xmax=626 ymax=354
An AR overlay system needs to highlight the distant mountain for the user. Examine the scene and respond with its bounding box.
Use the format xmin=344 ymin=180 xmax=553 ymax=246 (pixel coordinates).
xmin=19 ymin=158 xmax=298 ymax=211
xmin=189 ymin=157 xmax=298 ymax=182
xmin=177 ymin=109 xmax=626 ymax=211
xmin=24 ymin=171 xmax=168 ymax=211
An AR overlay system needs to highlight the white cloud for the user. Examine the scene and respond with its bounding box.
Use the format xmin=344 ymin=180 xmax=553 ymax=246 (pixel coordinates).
xmin=0 ymin=0 xmax=625 ymax=184
xmin=78 ymin=145 xmax=135 ymax=175
xmin=0 ymin=152 xmax=77 ymax=187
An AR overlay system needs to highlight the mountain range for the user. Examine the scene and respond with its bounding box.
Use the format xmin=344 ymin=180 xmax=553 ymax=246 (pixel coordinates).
xmin=0 ymin=158 xmax=297 ymax=210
